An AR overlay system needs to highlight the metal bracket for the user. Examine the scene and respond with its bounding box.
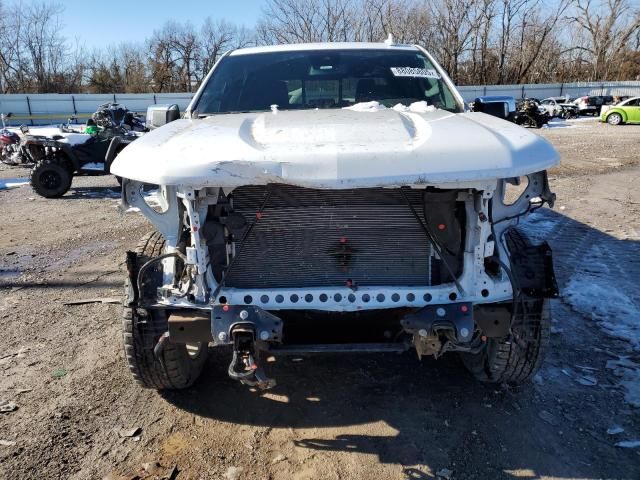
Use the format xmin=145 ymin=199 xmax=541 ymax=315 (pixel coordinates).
xmin=401 ymin=302 xmax=474 ymax=342
xmin=122 ymin=181 xmax=180 ymax=247
xmin=212 ymin=305 xmax=283 ymax=346
xmin=168 ymin=310 xmax=213 ymax=343
xmin=507 ymin=240 xmax=560 ymax=298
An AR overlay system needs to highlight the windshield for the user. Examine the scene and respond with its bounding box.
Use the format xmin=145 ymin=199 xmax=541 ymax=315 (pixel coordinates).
xmin=194 ymin=49 xmax=462 ymax=114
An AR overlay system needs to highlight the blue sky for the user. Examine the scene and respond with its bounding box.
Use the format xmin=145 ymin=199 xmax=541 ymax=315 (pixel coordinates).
xmin=60 ymin=0 xmax=266 ymax=49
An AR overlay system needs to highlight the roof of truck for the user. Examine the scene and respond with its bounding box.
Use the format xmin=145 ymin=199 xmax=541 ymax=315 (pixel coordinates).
xmin=229 ymin=42 xmax=419 ymax=56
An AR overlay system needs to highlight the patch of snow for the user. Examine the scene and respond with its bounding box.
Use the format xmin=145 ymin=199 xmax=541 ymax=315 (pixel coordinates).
xmin=518 ymin=210 xmax=559 ymax=241
xmin=545 ymin=119 xmax=575 ymax=129
xmin=0 ymin=177 xmax=29 ymax=190
xmin=607 ymin=426 xmax=625 ymax=435
xmin=82 ymin=162 xmax=105 ymax=171
xmin=564 ymin=274 xmax=640 ymax=352
xmin=567 ymin=116 xmax=599 ymax=123
xmin=615 ymin=440 xmax=640 ymax=448
xmin=564 ymin=242 xmax=640 ymax=408
xmin=56 ymin=133 xmax=91 ymax=146
xmin=343 ymin=100 xmax=438 ymax=113
xmin=343 ymin=101 xmax=387 ymax=112
xmin=392 ymin=101 xmax=436 ymax=113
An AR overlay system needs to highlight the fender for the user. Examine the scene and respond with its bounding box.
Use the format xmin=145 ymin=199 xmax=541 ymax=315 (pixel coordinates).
xmin=604 ymin=108 xmax=627 ymax=122
xmin=105 ymin=136 xmax=123 ymax=169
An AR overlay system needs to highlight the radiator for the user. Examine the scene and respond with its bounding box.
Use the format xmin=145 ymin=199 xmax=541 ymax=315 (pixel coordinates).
xmin=222 ymin=185 xmax=433 ymax=289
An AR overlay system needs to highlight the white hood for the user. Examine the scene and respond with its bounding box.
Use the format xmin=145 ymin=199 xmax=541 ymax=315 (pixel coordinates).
xmin=111 ymin=109 xmax=559 ymax=188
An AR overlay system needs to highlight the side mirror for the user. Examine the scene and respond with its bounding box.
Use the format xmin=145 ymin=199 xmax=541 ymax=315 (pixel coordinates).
xmin=6 ymin=112 xmax=12 ymax=118
xmin=146 ymin=104 xmax=180 ymax=130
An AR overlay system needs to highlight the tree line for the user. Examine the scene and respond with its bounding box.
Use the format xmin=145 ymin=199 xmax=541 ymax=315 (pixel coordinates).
xmin=0 ymin=0 xmax=638 ymax=94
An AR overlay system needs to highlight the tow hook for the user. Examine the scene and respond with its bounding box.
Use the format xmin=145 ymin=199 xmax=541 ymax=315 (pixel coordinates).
xmin=227 ymin=328 xmax=276 ymax=390
xmin=212 ymin=305 xmax=282 ymax=390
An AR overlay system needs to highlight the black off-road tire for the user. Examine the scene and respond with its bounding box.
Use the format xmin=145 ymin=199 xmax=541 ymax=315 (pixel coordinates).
xmin=460 ymin=229 xmax=551 ymax=384
xmin=30 ymin=159 xmax=73 ymax=198
xmin=122 ymin=231 xmax=208 ymax=390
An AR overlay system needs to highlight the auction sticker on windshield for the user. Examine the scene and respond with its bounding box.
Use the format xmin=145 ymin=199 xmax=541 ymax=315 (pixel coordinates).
xmin=390 ymin=67 xmax=441 ymax=79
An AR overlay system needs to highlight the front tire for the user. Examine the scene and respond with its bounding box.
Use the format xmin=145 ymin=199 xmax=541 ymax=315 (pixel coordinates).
xmin=607 ymin=112 xmax=623 ymax=125
xmin=460 ymin=229 xmax=551 ymax=384
xmin=30 ymin=159 xmax=72 ymax=198
xmin=122 ymin=231 xmax=208 ymax=390
xmin=460 ymin=299 xmax=550 ymax=384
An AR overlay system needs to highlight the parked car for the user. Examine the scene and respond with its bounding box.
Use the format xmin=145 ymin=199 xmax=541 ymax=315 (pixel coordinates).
xmin=471 ymin=95 xmax=517 ymax=120
xmin=539 ymin=97 xmax=578 ymax=119
xmin=601 ymin=96 xmax=633 ymax=116
xmin=112 ymin=41 xmax=560 ymax=391
xmin=573 ymin=95 xmax=613 ymax=116
xmin=600 ymin=96 xmax=640 ymax=125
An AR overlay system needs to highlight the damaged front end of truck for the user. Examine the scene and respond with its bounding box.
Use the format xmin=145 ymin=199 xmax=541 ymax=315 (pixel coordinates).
xmin=119 ymin=168 xmax=558 ymax=390
xmin=113 ymin=42 xmax=560 ymax=391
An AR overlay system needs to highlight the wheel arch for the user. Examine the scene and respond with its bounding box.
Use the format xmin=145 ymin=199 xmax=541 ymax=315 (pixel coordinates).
xmin=55 ymin=145 xmax=79 ymax=172
xmin=604 ymin=108 xmax=627 ymax=123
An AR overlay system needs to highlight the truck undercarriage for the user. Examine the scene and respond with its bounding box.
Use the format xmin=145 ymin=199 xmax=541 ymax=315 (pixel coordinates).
xmin=121 ymin=171 xmax=557 ymax=390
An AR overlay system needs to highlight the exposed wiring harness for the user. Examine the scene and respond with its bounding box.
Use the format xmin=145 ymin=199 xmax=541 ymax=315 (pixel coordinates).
xmin=137 ymin=251 xmax=187 ymax=303
xmin=399 ymin=189 xmax=464 ymax=295
xmin=212 ymin=187 xmax=272 ymax=301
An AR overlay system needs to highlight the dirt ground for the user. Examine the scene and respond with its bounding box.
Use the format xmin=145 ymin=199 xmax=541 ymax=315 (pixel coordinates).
xmin=0 ymin=118 xmax=639 ymax=480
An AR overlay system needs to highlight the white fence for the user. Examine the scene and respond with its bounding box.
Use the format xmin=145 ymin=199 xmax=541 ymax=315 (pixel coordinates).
xmin=1 ymin=81 xmax=640 ymax=125
xmin=0 ymin=93 xmax=194 ymax=125
xmin=458 ymin=81 xmax=640 ymax=102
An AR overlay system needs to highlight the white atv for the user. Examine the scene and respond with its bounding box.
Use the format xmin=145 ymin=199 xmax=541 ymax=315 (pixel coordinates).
xmin=112 ymin=42 xmax=560 ymax=390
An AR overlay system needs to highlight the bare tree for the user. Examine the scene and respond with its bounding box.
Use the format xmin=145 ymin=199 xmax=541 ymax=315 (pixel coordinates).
xmin=2 ymin=0 xmax=640 ymax=92
xmin=257 ymin=0 xmax=355 ymax=44
xmin=201 ymin=18 xmax=236 ymax=76
xmin=147 ymin=21 xmax=200 ymax=92
xmin=571 ymin=0 xmax=640 ymax=80
xmin=19 ymin=2 xmax=67 ymax=92
xmin=427 ymin=0 xmax=485 ymax=83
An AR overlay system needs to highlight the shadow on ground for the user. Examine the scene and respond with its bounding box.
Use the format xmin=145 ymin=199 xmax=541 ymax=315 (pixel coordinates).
xmin=157 ymin=209 xmax=639 ymax=479
xmin=62 ymin=185 xmax=121 ymax=200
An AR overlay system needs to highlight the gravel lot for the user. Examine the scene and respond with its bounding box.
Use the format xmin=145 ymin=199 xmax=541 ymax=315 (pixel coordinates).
xmin=1 ymin=117 xmax=639 ymax=480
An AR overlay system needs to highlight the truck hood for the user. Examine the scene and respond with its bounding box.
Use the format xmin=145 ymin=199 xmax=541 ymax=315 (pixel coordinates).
xmin=111 ymin=108 xmax=559 ymax=188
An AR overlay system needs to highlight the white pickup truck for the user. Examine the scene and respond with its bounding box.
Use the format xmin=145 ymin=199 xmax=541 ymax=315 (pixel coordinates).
xmin=112 ymin=41 xmax=560 ymax=390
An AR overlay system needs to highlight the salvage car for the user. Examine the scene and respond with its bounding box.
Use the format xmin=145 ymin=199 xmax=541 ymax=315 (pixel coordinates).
xmin=573 ymin=95 xmax=613 ymax=116
xmin=600 ymin=96 xmax=640 ymax=125
xmin=539 ymin=97 xmax=578 ymax=119
xmin=112 ymin=42 xmax=560 ymax=391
